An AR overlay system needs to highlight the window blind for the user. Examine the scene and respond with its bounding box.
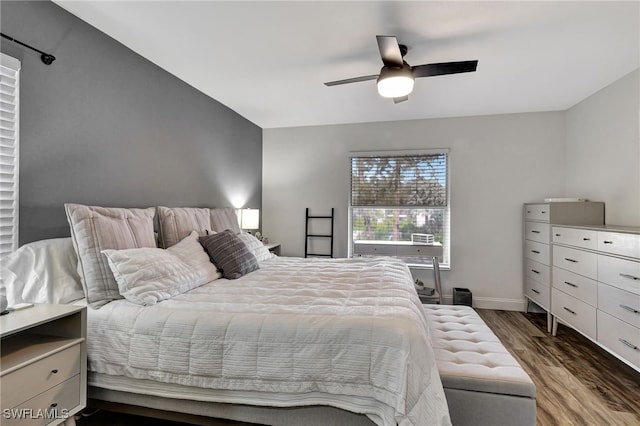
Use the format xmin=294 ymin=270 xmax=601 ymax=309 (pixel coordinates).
xmin=0 ymin=54 xmax=20 ymax=260
xmin=351 ymin=152 xmax=448 ymax=207
xmin=350 ymin=150 xmax=450 ymax=266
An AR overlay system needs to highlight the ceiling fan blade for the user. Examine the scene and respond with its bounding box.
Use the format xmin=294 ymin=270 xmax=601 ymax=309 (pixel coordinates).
xmin=412 ymin=60 xmax=478 ymax=78
xmin=393 ymin=95 xmax=409 ymax=104
xmin=324 ymin=74 xmax=379 ymax=86
xmin=376 ymin=35 xmax=404 ymax=67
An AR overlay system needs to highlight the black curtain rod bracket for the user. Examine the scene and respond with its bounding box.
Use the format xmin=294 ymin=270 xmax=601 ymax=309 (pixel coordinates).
xmin=1 ymin=33 xmax=56 ymax=65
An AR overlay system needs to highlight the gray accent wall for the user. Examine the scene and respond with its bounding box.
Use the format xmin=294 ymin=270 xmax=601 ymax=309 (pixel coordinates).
xmin=1 ymin=1 xmax=262 ymax=244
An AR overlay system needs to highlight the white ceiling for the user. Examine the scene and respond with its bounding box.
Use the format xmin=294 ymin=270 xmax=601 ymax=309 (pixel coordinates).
xmin=53 ymin=1 xmax=639 ymax=129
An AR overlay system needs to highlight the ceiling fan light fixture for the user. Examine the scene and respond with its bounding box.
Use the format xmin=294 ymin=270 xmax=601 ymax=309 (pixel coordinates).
xmin=377 ymin=66 xmax=414 ymax=98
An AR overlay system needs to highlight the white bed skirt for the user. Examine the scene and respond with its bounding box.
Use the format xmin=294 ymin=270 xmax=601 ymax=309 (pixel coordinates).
xmin=89 ymin=373 xmax=377 ymax=426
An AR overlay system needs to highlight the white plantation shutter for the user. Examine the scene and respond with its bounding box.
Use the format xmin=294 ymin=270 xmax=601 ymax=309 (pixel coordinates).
xmin=0 ymin=54 xmax=20 ymax=260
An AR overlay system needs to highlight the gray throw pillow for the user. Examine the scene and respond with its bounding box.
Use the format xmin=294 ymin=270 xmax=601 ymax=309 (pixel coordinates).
xmin=199 ymin=230 xmax=259 ymax=279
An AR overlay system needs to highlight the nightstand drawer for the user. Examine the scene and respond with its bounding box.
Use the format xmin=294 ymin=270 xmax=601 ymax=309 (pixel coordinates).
xmin=524 ymin=221 xmax=550 ymax=244
xmin=552 ymin=245 xmax=597 ymax=280
xmin=1 ymin=344 xmax=81 ymax=409
xmin=3 ymin=375 xmax=80 ymax=426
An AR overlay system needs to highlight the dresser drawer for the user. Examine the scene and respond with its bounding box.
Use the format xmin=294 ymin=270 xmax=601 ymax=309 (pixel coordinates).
xmin=552 ymin=266 xmax=597 ymax=307
xmin=552 ymin=226 xmax=598 ymax=250
xmin=1 ymin=344 xmax=81 ymax=409
xmin=3 ymin=375 xmax=80 ymax=426
xmin=524 ymin=240 xmax=550 ymax=265
xmin=552 ymin=288 xmax=596 ymax=339
xmin=597 ymin=310 xmax=640 ymax=369
xmin=525 ymin=258 xmax=550 ymax=285
xmin=524 ymin=221 xmax=550 ymax=244
xmin=598 ymin=283 xmax=640 ymax=328
xmin=524 ymin=204 xmax=550 ymax=222
xmin=552 ymin=245 xmax=597 ymax=280
xmin=597 ymin=255 xmax=640 ymax=296
xmin=525 ymin=277 xmax=550 ymax=309
xmin=598 ymin=231 xmax=640 ymax=259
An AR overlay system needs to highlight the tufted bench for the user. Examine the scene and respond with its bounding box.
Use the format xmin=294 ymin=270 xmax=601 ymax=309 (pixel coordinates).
xmin=424 ymin=305 xmax=536 ymax=426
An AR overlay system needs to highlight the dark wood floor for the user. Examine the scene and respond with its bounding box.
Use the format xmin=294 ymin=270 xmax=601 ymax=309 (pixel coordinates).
xmin=477 ymin=309 xmax=640 ymax=426
xmin=76 ymin=310 xmax=640 ymax=426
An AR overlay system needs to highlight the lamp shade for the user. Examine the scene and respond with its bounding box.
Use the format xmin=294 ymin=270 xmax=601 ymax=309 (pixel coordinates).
xmin=377 ymin=65 xmax=414 ymax=98
xmin=240 ymin=208 xmax=260 ymax=230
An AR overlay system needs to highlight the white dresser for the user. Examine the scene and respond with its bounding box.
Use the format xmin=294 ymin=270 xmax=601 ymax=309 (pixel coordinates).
xmin=551 ymin=225 xmax=640 ymax=372
xmin=523 ymin=202 xmax=604 ymax=331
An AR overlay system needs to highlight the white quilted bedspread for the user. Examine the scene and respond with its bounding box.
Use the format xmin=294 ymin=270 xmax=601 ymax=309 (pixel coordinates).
xmin=86 ymin=256 xmax=451 ymax=426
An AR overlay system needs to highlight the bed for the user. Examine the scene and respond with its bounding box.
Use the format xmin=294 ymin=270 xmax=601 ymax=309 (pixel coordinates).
xmin=1 ymin=204 xmax=451 ymax=426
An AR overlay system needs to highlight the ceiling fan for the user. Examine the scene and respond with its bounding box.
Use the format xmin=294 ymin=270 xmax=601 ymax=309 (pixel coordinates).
xmin=324 ymin=35 xmax=478 ymax=104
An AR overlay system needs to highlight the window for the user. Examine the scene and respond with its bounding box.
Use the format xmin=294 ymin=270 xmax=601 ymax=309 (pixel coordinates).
xmin=350 ymin=149 xmax=450 ymax=267
xmin=0 ymin=53 xmax=20 ymax=260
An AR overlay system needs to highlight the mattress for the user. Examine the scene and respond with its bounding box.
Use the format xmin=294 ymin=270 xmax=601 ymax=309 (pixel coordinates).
xmin=86 ymin=256 xmax=451 ymax=426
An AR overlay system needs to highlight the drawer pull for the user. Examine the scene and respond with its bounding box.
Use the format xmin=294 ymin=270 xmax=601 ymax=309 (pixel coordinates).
xmin=541 ymin=211 xmax=547 ymax=214
xmin=531 ymin=289 xmax=540 ymax=294
xmin=51 ymin=369 xmax=58 ymax=374
xmin=563 ymin=306 xmax=576 ymax=315
xmin=531 ymin=250 xmax=540 ymax=254
xmin=620 ymin=304 xmax=640 ymax=314
xmin=620 ymin=273 xmax=640 ymax=281
xmin=564 ymin=258 xmax=578 ymax=263
xmin=583 ymin=237 xmax=590 ymax=241
xmin=618 ymin=338 xmax=639 ymax=351
xmin=531 ymin=269 xmax=540 ymax=274
xmin=564 ymin=281 xmax=578 ymax=288
xmin=555 ymin=233 xmax=561 ymax=237
xmin=531 ymin=230 xmax=541 ymax=234
xmin=603 ymin=241 xmax=614 ymax=244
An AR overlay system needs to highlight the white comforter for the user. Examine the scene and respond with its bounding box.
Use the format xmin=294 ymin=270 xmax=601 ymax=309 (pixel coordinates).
xmin=86 ymin=256 xmax=451 ymax=425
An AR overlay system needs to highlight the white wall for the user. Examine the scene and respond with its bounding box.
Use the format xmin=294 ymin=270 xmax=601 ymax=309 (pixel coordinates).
xmin=263 ymin=112 xmax=566 ymax=310
xmin=565 ymin=69 xmax=640 ymax=226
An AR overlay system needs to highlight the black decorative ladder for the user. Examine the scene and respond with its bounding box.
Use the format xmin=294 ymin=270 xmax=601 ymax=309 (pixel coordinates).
xmin=304 ymin=208 xmax=334 ymax=258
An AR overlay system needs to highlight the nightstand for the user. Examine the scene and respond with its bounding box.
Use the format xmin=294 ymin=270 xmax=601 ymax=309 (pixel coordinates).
xmin=1 ymin=304 xmax=87 ymax=425
xmin=264 ymin=242 xmax=281 ymax=256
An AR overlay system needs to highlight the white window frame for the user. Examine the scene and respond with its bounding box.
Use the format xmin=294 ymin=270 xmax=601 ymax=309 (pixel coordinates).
xmin=348 ymin=148 xmax=451 ymax=269
xmin=0 ymin=53 xmax=21 ymax=260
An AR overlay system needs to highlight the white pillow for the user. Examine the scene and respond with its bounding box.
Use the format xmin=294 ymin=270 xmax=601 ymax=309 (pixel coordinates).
xmin=1 ymin=238 xmax=84 ymax=306
xmin=102 ymin=231 xmax=220 ymax=306
xmin=237 ymin=233 xmax=276 ymax=262
xmin=65 ymin=203 xmax=157 ymax=308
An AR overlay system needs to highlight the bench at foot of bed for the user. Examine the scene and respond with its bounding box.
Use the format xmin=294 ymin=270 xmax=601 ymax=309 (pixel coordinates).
xmin=423 ymin=305 xmax=537 ymax=426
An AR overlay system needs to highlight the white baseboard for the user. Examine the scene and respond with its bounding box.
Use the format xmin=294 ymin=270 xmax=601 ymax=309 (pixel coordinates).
xmin=441 ymin=295 xmax=526 ymax=312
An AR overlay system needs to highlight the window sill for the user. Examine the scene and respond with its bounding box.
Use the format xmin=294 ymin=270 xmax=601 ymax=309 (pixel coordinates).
xmin=407 ymin=263 xmax=450 ymax=271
